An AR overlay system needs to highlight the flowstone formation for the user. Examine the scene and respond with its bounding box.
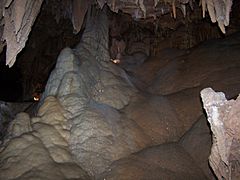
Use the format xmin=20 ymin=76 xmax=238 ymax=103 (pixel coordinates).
xmin=1 ymin=4 xmax=240 ymax=179
xmin=201 ymin=88 xmax=240 ymax=180
xmin=0 ymin=96 xmax=90 ymax=180
xmin=41 ymin=7 xmax=151 ymax=176
xmin=40 ymin=6 xmax=195 ymax=176
xmin=0 ymin=7 xmax=151 ymax=179
xmin=0 ymin=101 xmax=32 ymax=141
xmin=0 ymin=6 xmax=206 ymax=179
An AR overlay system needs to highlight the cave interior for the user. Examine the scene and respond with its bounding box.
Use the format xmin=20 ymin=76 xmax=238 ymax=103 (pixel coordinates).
xmin=0 ymin=0 xmax=239 ymax=180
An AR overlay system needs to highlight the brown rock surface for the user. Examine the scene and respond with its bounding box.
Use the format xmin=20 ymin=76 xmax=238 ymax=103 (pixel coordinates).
xmin=99 ymin=143 xmax=207 ymax=180
xmin=201 ymin=88 xmax=240 ymax=180
xmin=123 ymin=93 xmax=184 ymax=145
xmin=147 ymin=35 xmax=240 ymax=96
xmin=180 ymin=115 xmax=215 ymax=179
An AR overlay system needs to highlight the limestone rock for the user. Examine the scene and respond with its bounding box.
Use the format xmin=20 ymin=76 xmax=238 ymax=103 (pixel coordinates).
xmin=99 ymin=143 xmax=207 ymax=180
xmin=0 ymin=101 xmax=14 ymax=140
xmin=40 ymin=8 xmax=150 ymax=176
xmin=131 ymin=48 xmax=185 ymax=89
xmin=120 ymin=52 xmax=148 ymax=72
xmin=123 ymin=94 xmax=184 ymax=145
xmin=148 ymin=34 xmax=240 ymax=96
xmin=200 ymin=0 xmax=233 ymax=33
xmin=70 ymin=102 xmax=150 ymax=175
xmin=0 ymin=0 xmax=235 ymax=67
xmin=1 ymin=4 xmax=238 ymax=179
xmin=201 ymin=88 xmax=240 ymax=180
xmin=3 ymin=0 xmax=44 ymax=67
xmin=71 ymin=0 xmax=89 ymax=34
xmin=180 ymin=115 xmax=216 ymax=179
xmin=167 ymin=87 xmax=204 ymax=132
xmin=0 ymin=96 xmax=90 ymax=180
xmin=0 ymin=101 xmax=33 ymax=140
xmin=7 ymin=112 xmax=32 ymax=138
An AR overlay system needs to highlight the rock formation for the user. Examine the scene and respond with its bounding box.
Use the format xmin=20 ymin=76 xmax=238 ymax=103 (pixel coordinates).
xmin=105 ymin=0 xmax=233 ymax=35
xmin=199 ymin=0 xmax=233 ymax=33
xmin=0 ymin=96 xmax=90 ymax=180
xmin=180 ymin=115 xmax=216 ymax=179
xmin=41 ymin=8 xmax=153 ymax=176
xmin=0 ymin=101 xmax=32 ymax=141
xmin=0 ymin=7 xmax=151 ymax=178
xmin=1 ymin=0 xmax=44 ymax=67
xmin=99 ymin=143 xmax=207 ymax=180
xmin=0 ymin=0 xmax=235 ymax=67
xmin=201 ymin=88 xmax=240 ymax=180
xmin=0 ymin=3 xmax=240 ymax=179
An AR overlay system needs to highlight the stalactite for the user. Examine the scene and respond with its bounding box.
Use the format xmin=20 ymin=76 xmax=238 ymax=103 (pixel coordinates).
xmin=201 ymin=0 xmax=206 ymax=18
xmin=180 ymin=4 xmax=186 ymax=17
xmin=154 ymin=0 xmax=160 ymax=7
xmin=0 ymin=0 xmax=235 ymax=67
xmin=71 ymin=0 xmax=89 ymax=34
xmin=2 ymin=0 xmax=44 ymax=67
xmin=200 ymin=0 xmax=233 ymax=34
xmin=172 ymin=1 xmax=177 ymax=18
xmin=139 ymin=0 xmax=146 ymax=18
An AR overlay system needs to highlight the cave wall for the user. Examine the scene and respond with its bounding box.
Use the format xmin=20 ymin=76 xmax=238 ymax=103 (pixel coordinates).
xmin=0 ymin=1 xmax=83 ymax=101
xmin=109 ymin=1 xmax=240 ymax=58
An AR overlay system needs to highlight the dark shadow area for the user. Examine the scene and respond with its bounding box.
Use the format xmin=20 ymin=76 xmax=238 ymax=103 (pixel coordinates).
xmin=0 ymin=47 xmax=22 ymax=102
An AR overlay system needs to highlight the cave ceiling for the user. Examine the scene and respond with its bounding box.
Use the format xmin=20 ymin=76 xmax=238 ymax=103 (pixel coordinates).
xmin=0 ymin=0 xmax=235 ymax=67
